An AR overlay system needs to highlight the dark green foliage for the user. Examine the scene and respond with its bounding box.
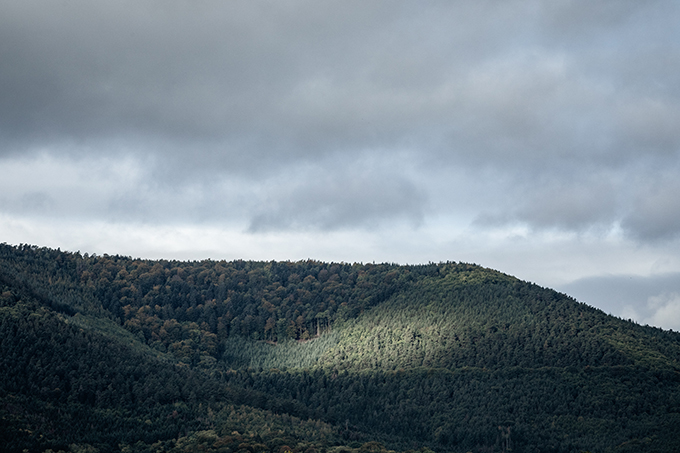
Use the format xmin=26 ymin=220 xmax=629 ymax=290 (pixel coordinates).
xmin=1 ymin=243 xmax=680 ymax=453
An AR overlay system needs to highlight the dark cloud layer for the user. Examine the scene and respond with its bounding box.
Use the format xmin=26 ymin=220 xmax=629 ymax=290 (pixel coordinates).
xmin=249 ymin=167 xmax=426 ymax=232
xmin=1 ymin=0 xmax=679 ymax=241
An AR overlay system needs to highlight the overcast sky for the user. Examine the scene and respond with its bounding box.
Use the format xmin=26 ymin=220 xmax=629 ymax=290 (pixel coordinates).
xmin=2 ymin=0 xmax=680 ymax=330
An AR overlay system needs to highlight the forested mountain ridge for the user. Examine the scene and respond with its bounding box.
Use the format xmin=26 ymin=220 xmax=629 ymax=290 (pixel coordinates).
xmin=1 ymin=243 xmax=680 ymax=453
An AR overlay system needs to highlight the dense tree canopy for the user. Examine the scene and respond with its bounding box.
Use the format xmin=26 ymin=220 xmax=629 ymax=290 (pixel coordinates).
xmin=1 ymin=243 xmax=679 ymax=453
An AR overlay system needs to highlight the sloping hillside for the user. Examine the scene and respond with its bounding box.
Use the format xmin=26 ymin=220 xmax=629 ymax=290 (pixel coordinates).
xmin=1 ymin=243 xmax=679 ymax=453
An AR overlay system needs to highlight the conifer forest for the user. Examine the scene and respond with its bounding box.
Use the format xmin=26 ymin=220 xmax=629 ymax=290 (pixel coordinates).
xmin=1 ymin=243 xmax=679 ymax=453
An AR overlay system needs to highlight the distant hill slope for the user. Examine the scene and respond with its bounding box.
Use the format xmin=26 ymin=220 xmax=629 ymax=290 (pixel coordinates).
xmin=1 ymin=243 xmax=680 ymax=453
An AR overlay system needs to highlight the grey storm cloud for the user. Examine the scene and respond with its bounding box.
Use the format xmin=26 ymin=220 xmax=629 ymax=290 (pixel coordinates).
xmin=249 ymin=166 xmax=426 ymax=232
xmin=1 ymin=0 xmax=680 ymax=241
xmin=475 ymin=174 xmax=621 ymax=233
xmin=622 ymin=172 xmax=680 ymax=242
xmin=559 ymin=272 xmax=680 ymax=330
